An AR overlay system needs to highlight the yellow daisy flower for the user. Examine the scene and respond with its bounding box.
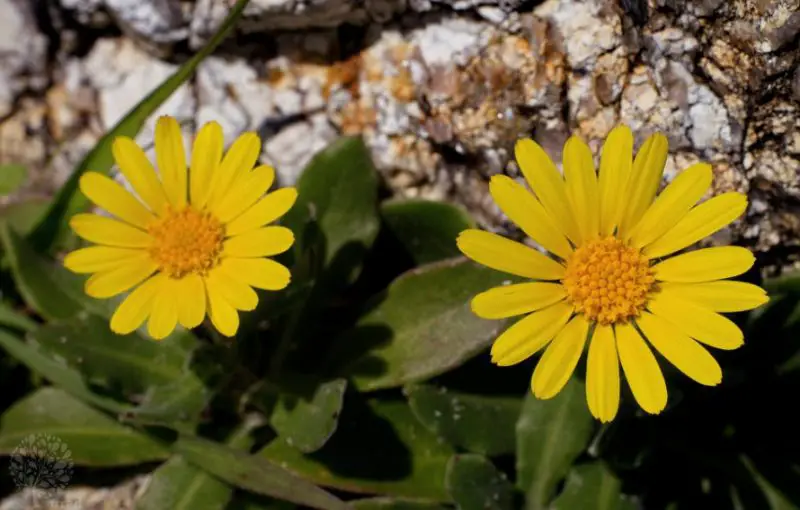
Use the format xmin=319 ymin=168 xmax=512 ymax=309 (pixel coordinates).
xmin=64 ymin=116 xmax=298 ymax=340
xmin=457 ymin=125 xmax=769 ymax=422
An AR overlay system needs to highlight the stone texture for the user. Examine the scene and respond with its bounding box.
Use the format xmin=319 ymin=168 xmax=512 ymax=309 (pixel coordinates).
xmin=0 ymin=0 xmax=49 ymax=119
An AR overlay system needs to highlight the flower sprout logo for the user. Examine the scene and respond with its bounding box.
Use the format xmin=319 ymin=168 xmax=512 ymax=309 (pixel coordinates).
xmin=9 ymin=433 xmax=73 ymax=502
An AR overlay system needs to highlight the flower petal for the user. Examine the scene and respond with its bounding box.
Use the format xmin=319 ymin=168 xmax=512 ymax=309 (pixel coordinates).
xmin=456 ymin=230 xmax=565 ymax=280
xmin=531 ymin=314 xmax=589 ymax=399
xmin=70 ymin=214 xmax=152 ymax=248
xmin=490 ymin=302 xmax=573 ymax=367
xmin=618 ymin=133 xmax=668 ymax=238
xmin=189 ymin=121 xmax=224 ymax=208
xmin=79 ymin=172 xmax=155 ymax=228
xmin=214 ymin=165 xmax=275 ymax=223
xmin=112 ymin=136 xmax=168 ymax=215
xmin=223 ymin=226 xmax=294 ymax=258
xmin=155 ymin=116 xmax=188 ymax=208
xmin=206 ymin=267 xmax=258 ymax=311
xmin=628 ymin=163 xmax=713 ymax=247
xmin=220 ymin=257 xmax=290 ymax=290
xmin=85 ymin=258 xmax=158 ymax=298
xmin=110 ymin=275 xmax=163 ymax=335
xmin=489 ymin=175 xmax=572 ymax=259
xmin=563 ymin=136 xmax=600 ymax=242
xmin=586 ymin=325 xmax=620 ymax=423
xmin=148 ymin=278 xmax=179 ymax=340
xmin=64 ymin=246 xmax=146 ymax=274
xmin=643 ymin=192 xmax=748 ymax=259
xmin=207 ymin=132 xmax=262 ymax=210
xmin=637 ymin=312 xmax=722 ymax=386
xmin=653 ymin=247 xmax=755 ymax=282
xmin=598 ymin=125 xmax=633 ymax=236
xmin=616 ymin=322 xmax=667 ymax=415
xmin=514 ymin=138 xmax=581 ymax=244
xmin=175 ymin=274 xmax=205 ymax=329
xmin=207 ymin=283 xmax=239 ymax=337
xmin=659 ymin=281 xmax=769 ymax=312
xmin=471 ymin=282 xmax=566 ymax=319
xmin=225 ymin=188 xmax=298 ymax=236
xmin=648 ymin=292 xmax=744 ymax=350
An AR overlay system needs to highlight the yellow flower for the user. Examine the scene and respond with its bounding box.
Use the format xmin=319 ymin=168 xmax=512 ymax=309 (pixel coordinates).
xmin=457 ymin=126 xmax=768 ymax=422
xmin=64 ymin=116 xmax=297 ymax=340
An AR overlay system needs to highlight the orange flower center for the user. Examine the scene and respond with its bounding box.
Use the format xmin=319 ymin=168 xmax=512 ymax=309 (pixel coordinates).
xmin=562 ymin=236 xmax=655 ymax=325
xmin=148 ymin=206 xmax=225 ymax=278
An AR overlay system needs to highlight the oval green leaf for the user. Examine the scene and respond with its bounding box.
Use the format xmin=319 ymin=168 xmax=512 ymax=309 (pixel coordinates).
xmin=405 ymin=384 xmax=521 ymax=456
xmin=136 ymin=456 xmax=233 ymax=510
xmin=516 ymin=378 xmax=595 ymax=510
xmin=271 ymin=378 xmax=347 ymax=453
xmin=0 ymin=164 xmax=27 ymax=195
xmin=551 ymin=462 xmax=636 ymax=510
xmin=0 ymin=387 xmax=167 ymax=466
xmin=445 ymin=454 xmax=514 ymax=510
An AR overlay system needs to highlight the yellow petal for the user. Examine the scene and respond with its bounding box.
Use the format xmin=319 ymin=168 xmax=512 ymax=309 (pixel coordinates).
xmin=207 ymin=132 xmax=262 ymax=210
xmin=220 ymin=257 xmax=290 ymax=290
xmin=488 ymin=175 xmax=572 ymax=259
xmin=648 ymin=292 xmax=744 ymax=350
xmin=643 ymin=192 xmax=748 ymax=259
xmin=563 ymin=136 xmax=600 ymax=242
xmin=207 ymin=284 xmax=239 ymax=337
xmin=64 ymin=246 xmax=146 ymax=274
xmin=531 ymin=315 xmax=589 ymax=399
xmin=214 ymin=165 xmax=276 ymax=223
xmin=70 ymin=214 xmax=152 ymax=248
xmin=175 ymin=274 xmax=205 ymax=329
xmin=471 ymin=282 xmax=566 ymax=319
xmin=490 ymin=302 xmax=573 ymax=366
xmin=659 ymin=281 xmax=769 ymax=312
xmin=616 ymin=322 xmax=667 ymax=415
xmin=514 ymin=138 xmax=581 ymax=244
xmin=637 ymin=312 xmax=722 ymax=386
xmin=155 ymin=116 xmax=188 ymax=208
xmin=79 ymin=172 xmax=155 ymax=228
xmin=85 ymin=258 xmax=158 ymax=298
xmin=586 ymin=325 xmax=620 ymax=423
xmin=628 ymin=163 xmax=713 ymax=247
xmin=147 ymin=277 xmax=179 ymax=340
xmin=617 ymin=133 xmax=668 ymax=238
xmin=456 ymin=230 xmax=565 ymax=280
xmin=598 ymin=125 xmax=633 ymax=236
xmin=111 ymin=136 xmax=168 ymax=215
xmin=223 ymin=226 xmax=294 ymax=258
xmin=225 ymin=188 xmax=298 ymax=237
xmin=654 ymin=247 xmax=755 ymax=282
xmin=206 ymin=267 xmax=258 ymax=311
xmin=189 ymin=121 xmax=224 ymax=208
xmin=110 ymin=275 xmax=163 ymax=335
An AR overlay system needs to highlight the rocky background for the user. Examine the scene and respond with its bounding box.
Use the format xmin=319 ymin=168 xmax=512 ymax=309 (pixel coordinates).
xmin=0 ymin=0 xmax=797 ymax=506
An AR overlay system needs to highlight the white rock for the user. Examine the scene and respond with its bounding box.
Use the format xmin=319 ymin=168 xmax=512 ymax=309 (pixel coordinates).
xmin=0 ymin=0 xmax=48 ymax=118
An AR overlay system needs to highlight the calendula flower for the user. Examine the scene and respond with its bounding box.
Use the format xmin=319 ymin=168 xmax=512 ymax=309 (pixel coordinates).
xmin=64 ymin=116 xmax=297 ymax=340
xmin=457 ymin=126 xmax=768 ymax=422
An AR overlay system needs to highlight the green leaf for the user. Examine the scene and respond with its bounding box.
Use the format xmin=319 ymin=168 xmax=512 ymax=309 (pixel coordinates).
xmin=380 ymin=199 xmax=474 ymax=265
xmin=271 ymin=378 xmax=347 ymax=453
xmin=0 ymin=164 xmax=27 ymax=195
xmin=227 ymin=493 xmax=299 ymax=510
xmin=0 ymin=223 xmax=109 ymax=320
xmin=0 ymin=302 xmax=37 ymax=332
xmin=336 ymin=258 xmax=518 ymax=391
xmin=445 ymin=454 xmax=514 ymax=510
xmin=0 ymin=387 xmax=168 ymax=466
xmin=405 ymin=384 xmax=521 ymax=456
xmin=33 ymin=315 xmax=209 ymax=430
xmin=516 ymin=378 xmax=595 ymax=510
xmin=28 ymin=0 xmax=252 ymax=253
xmin=0 ymin=328 xmax=131 ymax=414
xmin=261 ymin=398 xmax=454 ymax=501
xmin=136 ymin=456 xmax=232 ymax=510
xmin=352 ymin=498 xmax=449 ymax=510
xmin=0 ymin=198 xmax=49 ymax=235
xmin=550 ymin=462 xmax=636 ymax=510
xmin=173 ymin=434 xmax=347 ymax=510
